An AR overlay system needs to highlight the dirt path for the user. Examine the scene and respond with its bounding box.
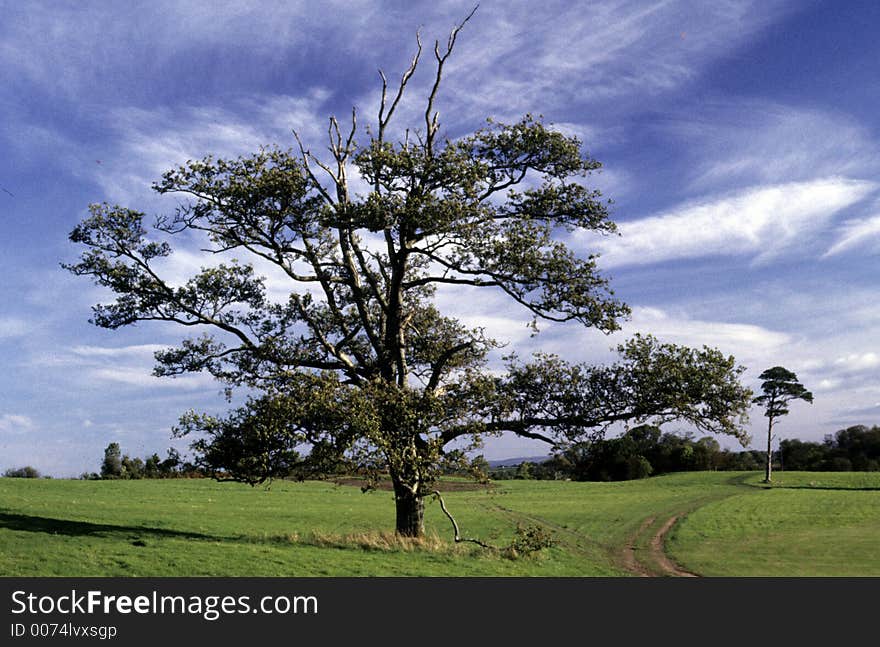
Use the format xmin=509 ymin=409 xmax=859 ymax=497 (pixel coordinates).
xmin=649 ymin=514 xmax=698 ymax=577
xmin=621 ymin=516 xmax=655 ymax=576
xmin=619 ymin=474 xmax=759 ymax=577
xmin=621 ymin=512 xmax=699 ymax=577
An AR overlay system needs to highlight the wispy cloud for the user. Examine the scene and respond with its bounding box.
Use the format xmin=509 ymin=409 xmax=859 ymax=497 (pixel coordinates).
xmin=442 ymin=1 xmax=793 ymax=121
xmin=0 ymin=1 xmax=372 ymax=99
xmin=0 ymin=318 xmax=28 ymax=338
xmin=0 ymin=414 xmax=35 ymax=434
xmin=89 ymin=367 xmax=213 ymax=390
xmin=583 ymin=178 xmax=876 ymax=268
xmin=670 ymin=102 xmax=880 ymax=191
xmin=623 ymin=306 xmax=790 ymax=355
xmin=31 ymin=343 xmax=216 ymax=391
xmin=70 ymin=344 xmax=167 ymax=358
xmin=824 ymin=213 xmax=880 ymax=257
xmin=95 ymin=93 xmax=331 ymax=206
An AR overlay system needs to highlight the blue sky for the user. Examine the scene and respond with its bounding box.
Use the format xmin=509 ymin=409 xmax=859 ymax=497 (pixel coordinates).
xmin=3 ymin=0 xmax=880 ymax=476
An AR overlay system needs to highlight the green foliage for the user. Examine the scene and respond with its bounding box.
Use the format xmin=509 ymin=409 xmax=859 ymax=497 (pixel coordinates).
xmin=504 ymin=523 xmax=555 ymax=559
xmin=626 ymin=455 xmax=654 ymax=480
xmin=779 ymin=425 xmax=880 ymax=471
xmin=753 ymin=366 xmax=814 ymax=420
xmin=100 ymin=443 xmax=122 ymax=479
xmin=517 ymin=425 xmax=758 ymax=482
xmin=96 ymin=445 xmax=192 ymax=480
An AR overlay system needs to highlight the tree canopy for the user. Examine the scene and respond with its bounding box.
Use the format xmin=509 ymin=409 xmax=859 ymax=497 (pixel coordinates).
xmin=66 ymin=13 xmax=753 ymax=537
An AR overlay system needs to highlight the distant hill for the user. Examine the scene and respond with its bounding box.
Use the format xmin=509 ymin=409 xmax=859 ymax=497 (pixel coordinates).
xmin=487 ymin=455 xmax=552 ymax=468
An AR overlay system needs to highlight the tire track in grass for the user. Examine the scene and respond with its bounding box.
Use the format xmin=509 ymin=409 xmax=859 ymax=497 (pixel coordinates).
xmin=622 ymin=473 xmax=758 ymax=577
xmin=621 ymin=516 xmax=656 ymax=577
xmin=649 ymin=514 xmax=698 ymax=577
xmin=479 ymin=500 xmax=613 ymax=573
xmin=475 ymin=473 xmax=760 ymax=576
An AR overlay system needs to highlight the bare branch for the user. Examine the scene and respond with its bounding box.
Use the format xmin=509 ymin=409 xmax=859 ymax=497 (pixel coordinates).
xmin=426 ymin=341 xmax=473 ymax=393
xmin=292 ymin=129 xmax=336 ymax=206
xmin=378 ymin=32 xmax=422 ymax=143
xmin=424 ymin=5 xmax=477 ymax=152
xmin=431 ymin=490 xmax=493 ymax=549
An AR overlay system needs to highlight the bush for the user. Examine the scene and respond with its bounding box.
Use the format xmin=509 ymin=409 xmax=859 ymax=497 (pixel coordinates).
xmin=504 ymin=523 xmax=554 ymax=558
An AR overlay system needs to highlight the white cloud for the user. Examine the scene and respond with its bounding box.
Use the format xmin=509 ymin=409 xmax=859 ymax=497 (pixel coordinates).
xmin=583 ymin=178 xmax=876 ymax=268
xmin=96 ymin=93 xmax=330 ymax=206
xmin=624 ymin=306 xmax=790 ymax=354
xmin=0 ymin=318 xmax=28 ymax=338
xmin=674 ymin=103 xmax=880 ymax=191
xmin=833 ymin=352 xmax=880 ymax=373
xmin=824 ymin=213 xmax=880 ymax=257
xmin=29 ymin=343 xmax=218 ymax=392
xmin=0 ymin=1 xmax=371 ymax=99
xmin=815 ymin=378 xmax=842 ymax=392
xmin=442 ymin=1 xmax=793 ymax=119
xmin=0 ymin=414 xmax=35 ymax=434
xmin=89 ymin=367 xmax=213 ymax=390
xmin=435 ymin=285 xmax=540 ymax=347
xmin=70 ymin=344 xmax=166 ymax=358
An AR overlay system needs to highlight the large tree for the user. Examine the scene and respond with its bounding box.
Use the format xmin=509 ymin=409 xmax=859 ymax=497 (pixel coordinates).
xmin=66 ymin=14 xmax=752 ymax=537
xmin=752 ymin=366 xmax=813 ymax=483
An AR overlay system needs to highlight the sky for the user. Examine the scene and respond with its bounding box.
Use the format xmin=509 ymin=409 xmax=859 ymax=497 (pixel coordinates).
xmin=3 ymin=0 xmax=880 ymax=477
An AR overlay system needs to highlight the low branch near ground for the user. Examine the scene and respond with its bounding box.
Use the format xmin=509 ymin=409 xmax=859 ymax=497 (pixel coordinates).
xmin=431 ymin=490 xmax=493 ymax=549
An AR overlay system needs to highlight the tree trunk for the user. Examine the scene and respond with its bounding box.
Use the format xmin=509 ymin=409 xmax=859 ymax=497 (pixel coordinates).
xmin=392 ymin=479 xmax=425 ymax=537
xmin=765 ymin=418 xmax=773 ymax=483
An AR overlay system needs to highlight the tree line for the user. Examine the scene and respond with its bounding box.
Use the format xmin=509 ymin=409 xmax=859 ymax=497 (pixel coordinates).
xmin=779 ymin=425 xmax=880 ymax=472
xmin=82 ymin=443 xmax=203 ymax=480
xmin=4 ymin=423 xmax=878 ymax=482
xmin=488 ymin=423 xmax=880 ymax=482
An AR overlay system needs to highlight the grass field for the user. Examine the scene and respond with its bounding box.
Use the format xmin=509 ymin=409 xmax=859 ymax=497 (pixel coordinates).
xmin=668 ymin=472 xmax=880 ymax=576
xmin=1 ymin=471 xmax=878 ymax=576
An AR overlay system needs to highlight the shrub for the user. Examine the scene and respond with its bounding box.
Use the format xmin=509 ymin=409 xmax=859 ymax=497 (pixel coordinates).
xmin=503 ymin=523 xmax=555 ymax=559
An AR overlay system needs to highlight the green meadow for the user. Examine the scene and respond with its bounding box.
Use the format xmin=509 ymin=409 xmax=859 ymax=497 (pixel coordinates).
xmin=1 ymin=471 xmax=878 ymax=576
xmin=668 ymin=472 xmax=880 ymax=576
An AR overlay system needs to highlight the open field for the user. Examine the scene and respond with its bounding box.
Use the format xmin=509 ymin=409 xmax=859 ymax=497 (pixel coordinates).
xmin=668 ymin=472 xmax=880 ymax=576
xmin=1 ymin=471 xmax=878 ymax=576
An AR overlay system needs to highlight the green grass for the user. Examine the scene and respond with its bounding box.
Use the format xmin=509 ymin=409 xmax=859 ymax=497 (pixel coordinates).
xmin=667 ymin=472 xmax=880 ymax=576
xmin=1 ymin=471 xmax=878 ymax=576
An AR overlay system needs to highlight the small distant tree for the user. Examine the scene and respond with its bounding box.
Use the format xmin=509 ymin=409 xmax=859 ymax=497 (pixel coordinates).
xmin=4 ymin=466 xmax=41 ymax=478
xmin=160 ymin=448 xmax=182 ymax=476
xmin=121 ymin=455 xmax=145 ymax=479
xmin=144 ymin=453 xmax=162 ymax=478
xmin=514 ymin=462 xmax=534 ymax=480
xmin=752 ymin=367 xmax=813 ymax=483
xmin=101 ymin=442 xmax=123 ymax=478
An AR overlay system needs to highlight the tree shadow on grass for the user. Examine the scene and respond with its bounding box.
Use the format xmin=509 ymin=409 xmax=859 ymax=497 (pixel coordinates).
xmin=742 ymin=481 xmax=880 ymax=492
xmin=728 ymin=473 xmax=880 ymax=492
xmin=763 ymin=485 xmax=880 ymax=492
xmin=0 ymin=510 xmax=222 ymax=542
